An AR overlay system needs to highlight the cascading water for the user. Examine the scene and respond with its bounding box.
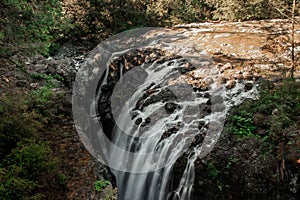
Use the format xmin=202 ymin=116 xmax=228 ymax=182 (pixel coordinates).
xmin=72 ymin=28 xmax=259 ymax=200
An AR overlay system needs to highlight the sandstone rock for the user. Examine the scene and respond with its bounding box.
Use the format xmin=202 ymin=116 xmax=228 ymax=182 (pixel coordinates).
xmin=242 ymin=71 xmax=253 ymax=80
xmin=226 ymin=80 xmax=236 ymax=89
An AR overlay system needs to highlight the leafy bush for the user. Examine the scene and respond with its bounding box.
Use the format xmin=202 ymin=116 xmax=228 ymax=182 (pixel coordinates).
xmin=0 ymin=139 xmax=57 ymax=200
xmin=95 ymin=179 xmax=111 ymax=192
xmin=5 ymin=138 xmax=57 ymax=179
xmin=206 ymin=0 xmax=295 ymax=21
xmin=83 ymin=0 xmax=296 ymax=38
xmin=95 ymin=179 xmax=117 ymax=200
xmin=229 ymin=79 xmax=300 ymax=140
xmin=86 ymin=0 xmax=155 ymax=35
xmin=0 ymin=93 xmax=64 ymax=200
xmin=230 ymin=110 xmax=257 ymax=137
xmin=0 ymin=95 xmax=43 ymax=158
xmin=146 ymin=0 xmax=211 ymax=25
xmin=0 ymin=0 xmax=72 ymax=57
xmin=0 ymin=167 xmax=38 ymax=200
xmin=27 ymin=73 xmax=62 ymax=116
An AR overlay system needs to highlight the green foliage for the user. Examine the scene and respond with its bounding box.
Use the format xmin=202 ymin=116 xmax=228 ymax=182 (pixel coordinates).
xmin=146 ymin=0 xmax=211 ymax=25
xmin=0 ymin=167 xmax=38 ymax=200
xmin=0 ymin=93 xmax=64 ymax=200
xmin=257 ymin=79 xmax=300 ymax=116
xmin=229 ymin=79 xmax=300 ymax=141
xmin=207 ymin=161 xmax=220 ymax=179
xmin=0 ymin=0 xmax=72 ymax=57
xmin=225 ymin=157 xmax=238 ymax=169
xmin=5 ymin=138 xmax=57 ymax=179
xmin=230 ymin=110 xmax=257 ymax=137
xmin=206 ymin=0 xmax=294 ymax=21
xmin=28 ymin=74 xmax=60 ymax=113
xmin=0 ymin=95 xmax=43 ymax=158
xmin=0 ymin=139 xmax=56 ymax=200
xmin=86 ymin=0 xmax=154 ymax=35
xmin=31 ymin=86 xmax=53 ymax=106
xmin=94 ymin=179 xmax=117 ymax=199
xmin=83 ymin=0 xmax=296 ymax=38
xmin=95 ymin=179 xmax=111 ymax=192
xmin=1 ymin=0 xmax=296 ymax=57
xmin=82 ymin=0 xmax=213 ymax=38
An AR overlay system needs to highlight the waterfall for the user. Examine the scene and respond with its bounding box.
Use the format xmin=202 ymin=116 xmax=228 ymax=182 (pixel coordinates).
xmin=72 ymin=28 xmax=258 ymax=200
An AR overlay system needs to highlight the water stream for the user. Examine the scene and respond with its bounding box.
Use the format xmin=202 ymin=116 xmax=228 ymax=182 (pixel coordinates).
xmin=72 ymin=28 xmax=259 ymax=200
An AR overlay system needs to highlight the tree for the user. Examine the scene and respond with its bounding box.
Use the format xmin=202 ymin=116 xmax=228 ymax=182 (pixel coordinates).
xmin=0 ymin=0 xmax=70 ymax=57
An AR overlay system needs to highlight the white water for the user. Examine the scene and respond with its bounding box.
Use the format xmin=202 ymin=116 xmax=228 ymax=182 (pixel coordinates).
xmin=97 ymin=51 xmax=258 ymax=200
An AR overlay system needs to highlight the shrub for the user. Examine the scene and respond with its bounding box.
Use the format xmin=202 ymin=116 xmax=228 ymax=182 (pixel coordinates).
xmin=229 ymin=79 xmax=300 ymax=140
xmin=27 ymin=73 xmax=62 ymax=117
xmin=146 ymin=0 xmax=211 ymax=25
xmin=0 ymin=0 xmax=72 ymax=57
xmin=230 ymin=110 xmax=257 ymax=137
xmin=0 ymin=93 xmax=63 ymax=200
xmin=0 ymin=167 xmax=38 ymax=200
xmin=0 ymin=95 xmax=43 ymax=159
xmin=95 ymin=179 xmax=111 ymax=192
xmin=5 ymin=138 xmax=57 ymax=179
xmin=206 ymin=0 xmax=294 ymax=21
xmin=0 ymin=139 xmax=57 ymax=200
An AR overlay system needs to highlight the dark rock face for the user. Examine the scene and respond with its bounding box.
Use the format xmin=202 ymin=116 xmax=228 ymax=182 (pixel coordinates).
xmin=165 ymin=102 xmax=180 ymax=114
xmin=189 ymin=114 xmax=300 ymax=200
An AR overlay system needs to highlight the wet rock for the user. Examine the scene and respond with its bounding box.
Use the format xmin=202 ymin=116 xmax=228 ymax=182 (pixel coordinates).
xmin=101 ymin=84 xmax=110 ymax=92
xmin=244 ymin=82 xmax=253 ymax=91
xmin=165 ymin=102 xmax=179 ymax=113
xmin=135 ymin=118 xmax=142 ymax=125
xmin=160 ymin=122 xmax=182 ymax=141
xmin=203 ymin=93 xmax=210 ymax=98
xmin=192 ymin=133 xmax=205 ymax=146
xmin=233 ymin=71 xmax=243 ymax=80
xmin=141 ymin=117 xmax=151 ymax=127
xmin=198 ymin=121 xmax=206 ymax=130
xmin=143 ymin=88 xmax=177 ymax=108
xmin=210 ymin=95 xmax=224 ymax=104
xmin=211 ymin=103 xmax=226 ymax=112
xmin=199 ymin=103 xmax=211 ymax=117
xmin=204 ymin=77 xmax=214 ymax=85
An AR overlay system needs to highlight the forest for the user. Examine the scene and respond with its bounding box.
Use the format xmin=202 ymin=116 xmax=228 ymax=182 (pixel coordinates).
xmin=1 ymin=0 xmax=297 ymax=57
